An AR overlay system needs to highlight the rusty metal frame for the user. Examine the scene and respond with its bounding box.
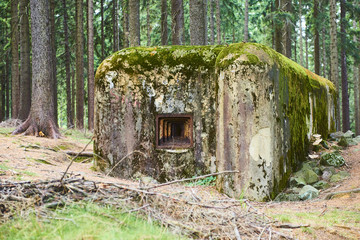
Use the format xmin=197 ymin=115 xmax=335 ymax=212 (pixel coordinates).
xmin=155 ymin=113 xmax=193 ymax=149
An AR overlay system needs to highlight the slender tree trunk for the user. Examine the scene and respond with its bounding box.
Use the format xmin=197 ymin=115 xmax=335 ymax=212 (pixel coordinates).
xmin=161 ymin=0 xmax=168 ymax=45
xmin=284 ymin=0 xmax=292 ymax=58
xmin=189 ymin=0 xmax=206 ymax=45
xmin=305 ymin=29 xmax=309 ymax=69
xmin=50 ymin=0 xmax=58 ymax=126
xmin=13 ymin=0 xmax=60 ymax=138
xmin=147 ymin=0 xmax=151 ymax=46
xmin=88 ymin=0 xmax=94 ymax=130
xmin=313 ymin=0 xmax=320 ymax=74
xmin=19 ymin=0 xmax=31 ymax=121
xmin=123 ymin=0 xmax=129 ymax=48
xmin=210 ymin=0 xmax=214 ymax=44
xmin=274 ymin=0 xmax=282 ymax=53
xmin=354 ymin=21 xmax=359 ymax=135
xmin=76 ymin=0 xmax=84 ymax=129
xmin=215 ymin=0 xmax=221 ymax=44
xmin=129 ymin=0 xmax=140 ymax=46
xmin=71 ymin=68 xmax=76 ymax=126
xmin=113 ymin=0 xmax=119 ymax=51
xmin=1 ymin=68 xmax=5 ymax=122
xmin=244 ymin=0 xmax=249 ymax=42
xmin=322 ymin=27 xmax=327 ymax=78
xmin=101 ymin=0 xmax=105 ymax=58
xmin=11 ymin=0 xmax=20 ymax=119
xmin=358 ymin=20 xmax=360 ymax=135
xmin=62 ymin=0 xmax=73 ymax=128
xmin=340 ymin=0 xmax=349 ymax=131
xmin=5 ymin=58 xmax=10 ymax=119
xmin=171 ymin=0 xmax=184 ymax=45
xmin=299 ymin=0 xmax=304 ymax=66
xmin=204 ymin=0 xmax=208 ymax=45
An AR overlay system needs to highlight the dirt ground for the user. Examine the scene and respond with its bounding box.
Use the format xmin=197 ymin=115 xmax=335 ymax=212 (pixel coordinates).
xmin=0 ymin=129 xmax=359 ymax=239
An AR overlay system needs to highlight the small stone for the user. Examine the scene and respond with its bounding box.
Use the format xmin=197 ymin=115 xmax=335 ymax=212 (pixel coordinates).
xmin=313 ymin=180 xmax=330 ymax=190
xmin=330 ymin=171 xmax=350 ymax=183
xmin=313 ymin=167 xmax=322 ymax=176
xmin=274 ymin=193 xmax=301 ymax=202
xmin=290 ymin=176 xmax=306 ymax=188
xmin=330 ymin=131 xmax=344 ymax=139
xmin=322 ymin=170 xmax=333 ymax=181
xmin=293 ymin=167 xmax=319 ymax=185
xmin=337 ymin=137 xmax=349 ymax=147
xmin=299 ymin=185 xmax=319 ymax=200
xmin=344 ymin=130 xmax=355 ymax=138
xmin=320 ymin=152 xmax=345 ymax=167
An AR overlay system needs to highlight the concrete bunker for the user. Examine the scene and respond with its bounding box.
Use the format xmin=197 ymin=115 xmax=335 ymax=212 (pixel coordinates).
xmin=94 ymin=43 xmax=336 ymax=200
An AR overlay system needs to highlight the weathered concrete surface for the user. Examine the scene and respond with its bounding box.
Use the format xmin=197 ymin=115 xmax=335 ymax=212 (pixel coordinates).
xmin=94 ymin=43 xmax=336 ymax=200
xmin=215 ymin=43 xmax=336 ymax=200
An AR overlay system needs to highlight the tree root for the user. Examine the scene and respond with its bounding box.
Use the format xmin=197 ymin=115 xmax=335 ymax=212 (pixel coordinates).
xmin=12 ymin=117 xmax=61 ymax=139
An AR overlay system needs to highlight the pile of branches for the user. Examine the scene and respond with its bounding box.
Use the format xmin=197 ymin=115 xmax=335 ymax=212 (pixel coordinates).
xmin=0 ymin=175 xmax=294 ymax=239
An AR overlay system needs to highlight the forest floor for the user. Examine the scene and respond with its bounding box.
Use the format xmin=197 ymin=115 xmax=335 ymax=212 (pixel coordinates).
xmin=0 ymin=126 xmax=359 ymax=239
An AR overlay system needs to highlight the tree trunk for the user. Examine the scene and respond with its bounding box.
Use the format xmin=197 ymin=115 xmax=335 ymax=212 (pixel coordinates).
xmin=354 ymin=21 xmax=359 ymax=135
xmin=71 ymin=68 xmax=76 ymax=126
xmin=171 ymin=0 xmax=184 ymax=45
xmin=13 ymin=0 xmax=60 ymax=138
xmin=123 ymin=0 xmax=129 ymax=48
xmin=340 ymin=0 xmax=349 ymax=131
xmin=147 ymin=0 xmax=151 ymax=46
xmin=215 ymin=0 xmax=221 ymax=44
xmin=322 ymin=27 xmax=326 ymax=78
xmin=76 ymin=0 xmax=84 ymax=129
xmin=204 ymin=0 xmax=208 ymax=45
xmin=244 ymin=0 xmax=249 ymax=42
xmin=19 ymin=0 xmax=31 ymax=121
xmin=284 ymin=0 xmax=292 ymax=58
xmin=101 ymin=0 xmax=105 ymax=58
xmin=1 ymin=68 xmax=5 ymax=122
xmin=88 ymin=0 xmax=94 ymax=130
xmin=11 ymin=0 xmax=20 ymax=119
xmin=129 ymin=0 xmax=140 ymax=47
xmin=62 ymin=0 xmax=73 ymax=128
xmin=210 ymin=0 xmax=215 ymax=45
xmin=189 ymin=0 xmax=206 ymax=45
xmin=305 ymin=29 xmax=309 ymax=69
xmin=113 ymin=0 xmax=119 ymax=51
xmin=5 ymin=58 xmax=10 ymax=119
xmin=313 ymin=0 xmax=320 ymax=75
xmin=274 ymin=0 xmax=282 ymax=53
xmin=50 ymin=0 xmax=58 ymax=126
xmin=161 ymin=0 xmax=168 ymax=45
xmin=299 ymin=0 xmax=304 ymax=66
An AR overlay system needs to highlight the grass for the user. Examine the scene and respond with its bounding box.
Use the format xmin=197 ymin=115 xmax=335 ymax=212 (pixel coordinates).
xmin=0 ymin=202 xmax=185 ymax=240
xmin=0 ymin=127 xmax=15 ymax=135
xmin=60 ymin=128 xmax=93 ymax=144
xmin=0 ymin=163 xmax=11 ymax=170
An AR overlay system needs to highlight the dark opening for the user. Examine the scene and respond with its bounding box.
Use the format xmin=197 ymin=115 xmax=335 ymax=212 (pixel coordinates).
xmin=156 ymin=114 xmax=193 ymax=149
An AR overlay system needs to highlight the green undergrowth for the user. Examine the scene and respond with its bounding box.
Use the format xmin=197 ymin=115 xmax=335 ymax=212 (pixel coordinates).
xmin=0 ymin=127 xmax=15 ymax=135
xmin=0 ymin=202 xmax=185 ymax=240
xmin=186 ymin=176 xmax=216 ymax=186
xmin=60 ymin=128 xmax=93 ymax=144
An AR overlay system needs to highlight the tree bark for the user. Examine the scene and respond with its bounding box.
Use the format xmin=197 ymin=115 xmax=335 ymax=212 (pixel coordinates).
xmin=305 ymin=28 xmax=309 ymax=69
xmin=299 ymin=0 xmax=304 ymax=66
xmin=274 ymin=0 xmax=282 ymax=53
xmin=215 ymin=0 xmax=221 ymax=44
xmin=11 ymin=0 xmax=20 ymax=119
xmin=19 ymin=0 xmax=31 ymax=121
xmin=330 ymin=0 xmax=339 ymax=128
xmin=1 ymin=68 xmax=5 ymax=122
xmin=189 ymin=0 xmax=206 ymax=45
xmin=101 ymin=0 xmax=105 ymax=58
xmin=62 ymin=0 xmax=73 ymax=128
xmin=76 ymin=0 xmax=84 ymax=129
xmin=88 ymin=0 xmax=94 ymax=130
xmin=210 ymin=0 xmax=215 ymax=45
xmin=129 ymin=0 xmax=140 ymax=47
xmin=71 ymin=68 xmax=76 ymax=126
xmin=204 ymin=0 xmax=208 ymax=45
xmin=244 ymin=0 xmax=249 ymax=42
xmin=5 ymin=58 xmax=10 ymax=119
xmin=147 ymin=0 xmax=151 ymax=46
xmin=354 ymin=21 xmax=359 ymax=135
xmin=322 ymin=27 xmax=326 ymax=78
xmin=284 ymin=0 xmax=292 ymax=58
xmin=313 ymin=0 xmax=320 ymax=75
xmin=13 ymin=0 xmax=60 ymax=138
xmin=123 ymin=0 xmax=129 ymax=48
xmin=50 ymin=0 xmax=58 ymax=126
xmin=171 ymin=0 xmax=184 ymax=45
xmin=161 ymin=0 xmax=168 ymax=45
xmin=340 ymin=0 xmax=349 ymax=131
xmin=113 ymin=0 xmax=119 ymax=51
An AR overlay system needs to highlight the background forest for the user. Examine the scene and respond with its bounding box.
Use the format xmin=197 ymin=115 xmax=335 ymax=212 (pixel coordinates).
xmin=0 ymin=0 xmax=359 ymax=134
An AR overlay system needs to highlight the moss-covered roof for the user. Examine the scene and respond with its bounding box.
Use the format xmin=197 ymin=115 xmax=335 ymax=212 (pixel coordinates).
xmin=95 ymin=43 xmax=336 ymax=93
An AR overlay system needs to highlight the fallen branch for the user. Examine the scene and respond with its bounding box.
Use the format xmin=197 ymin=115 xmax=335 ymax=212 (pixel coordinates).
xmin=145 ymin=170 xmax=239 ymax=190
xmin=325 ymin=188 xmax=360 ymax=200
xmin=275 ymin=223 xmax=310 ymax=229
xmin=65 ymin=151 xmax=94 ymax=157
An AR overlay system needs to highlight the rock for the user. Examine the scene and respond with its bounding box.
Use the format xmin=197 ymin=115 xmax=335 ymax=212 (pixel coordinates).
xmin=293 ymin=167 xmax=319 ymax=185
xmin=290 ymin=176 xmax=306 ymax=188
xmin=337 ymin=137 xmax=349 ymax=147
xmin=299 ymin=185 xmax=319 ymax=200
xmin=274 ymin=193 xmax=300 ymax=202
xmin=330 ymin=171 xmax=350 ymax=183
xmin=344 ymin=130 xmax=355 ymax=138
xmin=322 ymin=170 xmax=333 ymax=181
xmin=313 ymin=180 xmax=330 ymax=190
xmin=330 ymin=131 xmax=344 ymax=139
xmin=320 ymin=152 xmax=345 ymax=167
xmin=313 ymin=167 xmax=322 ymax=176
xmin=321 ymin=141 xmax=329 ymax=149
xmin=353 ymin=136 xmax=360 ymax=143
xmin=309 ymin=154 xmax=320 ymax=159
